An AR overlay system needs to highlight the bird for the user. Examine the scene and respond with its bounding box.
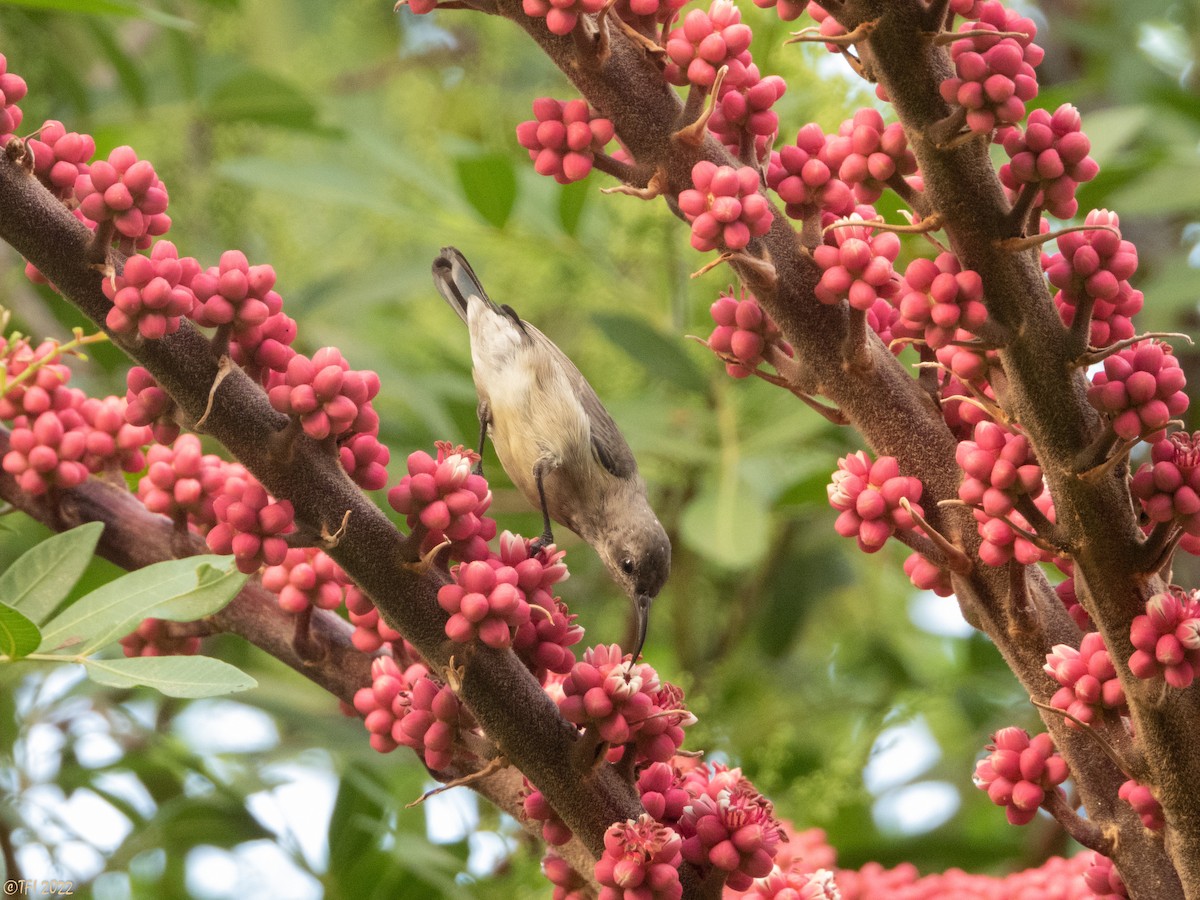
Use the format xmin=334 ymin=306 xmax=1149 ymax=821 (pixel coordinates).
xmin=431 ymin=247 xmax=670 ymax=659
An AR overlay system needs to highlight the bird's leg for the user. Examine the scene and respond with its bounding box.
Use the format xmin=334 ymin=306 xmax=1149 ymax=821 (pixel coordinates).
xmin=473 ymin=400 xmax=491 ymax=476
xmin=530 ymin=458 xmax=556 ymax=552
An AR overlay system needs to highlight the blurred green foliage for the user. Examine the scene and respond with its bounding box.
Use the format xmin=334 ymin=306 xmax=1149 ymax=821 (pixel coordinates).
xmin=0 ymin=0 xmax=1197 ymax=895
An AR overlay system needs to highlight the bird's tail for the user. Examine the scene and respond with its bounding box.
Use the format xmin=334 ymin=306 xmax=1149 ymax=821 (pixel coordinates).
xmin=432 ymin=247 xmax=496 ymax=326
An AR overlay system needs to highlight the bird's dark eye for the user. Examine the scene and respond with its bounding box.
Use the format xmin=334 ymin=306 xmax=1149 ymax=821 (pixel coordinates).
xmin=621 ymin=557 xmax=635 ymax=575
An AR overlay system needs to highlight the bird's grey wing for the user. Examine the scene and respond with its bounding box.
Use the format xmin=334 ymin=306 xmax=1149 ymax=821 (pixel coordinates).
xmin=545 ymin=342 xmax=637 ymax=480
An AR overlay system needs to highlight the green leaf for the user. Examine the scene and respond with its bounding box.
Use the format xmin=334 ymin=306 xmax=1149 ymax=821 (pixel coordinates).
xmin=680 ymin=473 xmax=770 ymax=570
xmin=0 ymin=0 xmax=193 ymax=28
xmin=557 ymin=176 xmax=590 ymax=236
xmin=454 ymin=152 xmax=517 ymax=229
xmin=38 ymin=556 xmax=246 ymax=654
xmin=82 ymin=655 xmax=256 ymax=698
xmin=593 ymin=311 xmax=707 ymax=394
xmin=0 ymin=604 xmax=40 ymax=660
xmin=0 ymin=522 xmax=104 ymax=625
xmin=218 ymin=157 xmax=406 ymax=218
xmin=205 ymin=69 xmax=321 ymax=131
xmin=1077 ymin=105 xmax=1150 ymax=168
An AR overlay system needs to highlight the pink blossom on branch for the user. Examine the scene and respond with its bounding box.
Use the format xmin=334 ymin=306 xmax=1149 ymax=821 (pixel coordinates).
xmin=706 ymin=286 xmax=793 ymax=378
xmin=0 ymin=53 xmax=27 ymax=141
xmin=521 ymin=0 xmax=606 ymax=36
xmin=664 ymin=0 xmax=754 ymax=89
xmin=516 ymin=98 xmax=615 ymax=184
xmin=678 ymin=161 xmax=772 ymax=252
xmin=972 ymin=727 xmax=1069 ymax=826
xmin=999 ymin=103 xmax=1099 ymax=220
xmin=595 ymin=814 xmax=683 ymax=900
xmin=27 ymin=120 xmax=95 ymax=201
xmin=1127 ymin=588 xmax=1200 ymax=689
xmin=827 ymin=451 xmax=923 ymax=553
xmin=102 ymin=240 xmax=198 ymax=340
xmin=74 ymin=145 xmax=171 ymax=248
xmin=813 ymin=214 xmax=901 ymax=311
xmin=1087 ymin=341 xmax=1188 ymax=443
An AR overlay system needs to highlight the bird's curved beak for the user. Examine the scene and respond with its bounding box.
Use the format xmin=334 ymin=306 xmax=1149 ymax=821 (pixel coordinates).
xmin=631 ymin=594 xmax=652 ymax=661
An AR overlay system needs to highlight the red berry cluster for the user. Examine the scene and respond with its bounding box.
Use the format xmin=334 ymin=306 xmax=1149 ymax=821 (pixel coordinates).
xmin=523 ymin=782 xmax=574 ymax=846
xmin=138 ymin=434 xmax=222 ymax=531
xmin=1083 ymin=852 xmax=1129 ymax=900
xmin=205 ymin=472 xmax=295 ymax=574
xmin=102 ymin=240 xmax=198 ymax=340
xmin=1130 ymin=432 xmax=1200 ymax=537
xmin=706 ymin=287 xmax=793 ymax=378
xmin=677 ymin=767 xmax=782 ymax=890
xmin=74 ymin=146 xmax=170 ymax=248
xmin=387 ymin=442 xmax=496 ymax=561
xmin=392 ymin=671 xmax=473 ymax=770
xmin=1045 ymin=209 xmax=1142 ymax=348
xmin=516 ymin=99 xmax=614 ymax=185
xmin=1043 ymin=631 xmax=1125 ymax=726
xmin=80 ymin=395 xmax=151 ymax=475
xmin=0 ymin=337 xmax=75 ymax=420
xmin=353 ymin=655 xmax=430 ymax=754
xmin=28 ymin=120 xmax=95 ymax=201
xmin=1118 ymin=779 xmax=1164 ymax=831
xmin=825 ymin=108 xmax=918 ymax=205
xmin=261 ymin=547 xmax=345 ymax=614
xmin=664 ymin=0 xmax=753 ymax=89
xmin=267 ymin=346 xmax=380 ymax=441
xmin=595 ymin=814 xmax=683 ymax=900
xmin=827 ymin=451 xmax=923 ymax=553
xmin=972 ymin=727 xmax=1069 ymax=826
xmin=766 ymin=124 xmax=855 ymax=222
xmin=939 ymin=0 xmax=1043 ymax=134
xmin=2 ymin=410 xmax=89 ymax=496
xmin=438 ymin=558 xmax=534 ymax=649
xmin=521 ymin=0 xmax=606 ymax=36
xmin=344 ymin=583 xmax=403 ymax=652
xmin=229 ymin=311 xmax=297 ymax=384
xmin=190 ymin=249 xmax=282 ymax=333
xmin=813 ymin=215 xmax=901 ymax=312
xmin=999 ymin=104 xmax=1099 ymax=220
xmin=707 ymin=64 xmax=786 ymax=161
xmin=124 ymin=365 xmax=180 ymax=445
xmin=956 ymin=421 xmax=1043 ymax=519
xmin=1128 ymin=588 xmax=1200 ymax=689
xmin=558 ymin=645 xmax=688 ymax=753
xmin=118 ymin=618 xmax=201 ymax=659
xmin=1087 ymin=341 xmax=1188 ymax=443
xmin=0 ymin=53 xmax=27 ymax=141
xmin=678 ymin=161 xmax=772 ymax=252
xmin=896 ymin=253 xmax=987 ymax=350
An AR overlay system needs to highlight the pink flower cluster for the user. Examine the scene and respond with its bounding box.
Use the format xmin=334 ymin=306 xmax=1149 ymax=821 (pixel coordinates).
xmin=999 ymin=104 xmax=1099 ymax=220
xmin=1043 ymin=631 xmax=1125 ymax=726
xmin=0 ymin=338 xmax=74 ymax=421
xmin=102 ymin=240 xmax=197 ymax=340
xmin=595 ymin=814 xmax=683 ymax=900
xmin=558 ymin=645 xmax=693 ymax=763
xmin=74 ymin=145 xmax=171 ymax=248
xmin=825 ymin=108 xmax=918 ymax=205
xmin=766 ymin=124 xmax=855 ymax=222
xmin=344 ymin=583 xmax=403 ymax=652
xmin=438 ymin=558 xmax=533 ymax=648
xmin=205 ymin=472 xmax=295 ymax=574
xmin=664 ymin=0 xmax=753 ymax=89
xmin=523 ymin=781 xmax=574 ymax=846
xmin=522 ymin=0 xmax=605 ymax=36
xmin=707 ymin=65 xmax=786 ymax=160
xmin=0 ymin=53 xmax=27 ymax=141
xmin=1083 ymin=852 xmax=1129 ymax=900
xmin=939 ymin=0 xmax=1043 ymax=134
xmin=267 ymin=346 xmax=380 ymax=441
xmin=388 ymin=442 xmax=496 ymax=561
xmin=827 ymin=451 xmax=923 ymax=553
xmin=956 ymin=421 xmax=1042 ymax=519
xmin=897 ymin=253 xmax=987 ymax=349
xmin=678 ymin=161 xmax=772 ymax=252
xmin=1087 ymin=341 xmax=1188 ymax=443
xmin=124 ymin=365 xmax=180 ymax=445
xmin=493 ymin=532 xmax=583 ymax=677
xmin=1130 ymin=432 xmax=1200 ymax=537
xmin=516 ymin=99 xmax=615 ymax=184
xmin=677 ymin=766 xmax=782 ymax=890
xmin=261 ymin=547 xmax=345 ymax=614
xmin=1118 ymin=779 xmax=1163 ymax=831
xmin=190 ymin=249 xmax=282 ymax=333
xmin=137 ymin=434 xmax=223 ymax=531
xmin=2 ymin=410 xmax=89 ymax=496
xmin=973 ymin=727 xmax=1068 ymax=826
xmin=813 ymin=215 xmax=901 ymax=311
xmin=28 ymin=120 xmax=95 ymax=201
xmin=1045 ymin=209 xmax=1142 ymax=348
xmin=80 ymin=395 xmax=151 ymax=474
xmin=1127 ymin=588 xmax=1200 ymax=689
xmin=706 ymin=288 xmax=792 ymax=378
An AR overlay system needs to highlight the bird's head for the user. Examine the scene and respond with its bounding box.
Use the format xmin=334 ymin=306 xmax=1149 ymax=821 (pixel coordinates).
xmin=597 ymin=508 xmax=671 ymax=660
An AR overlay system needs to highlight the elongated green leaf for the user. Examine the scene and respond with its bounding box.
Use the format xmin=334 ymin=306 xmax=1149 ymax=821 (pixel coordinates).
xmin=593 ymin=312 xmax=707 ymax=394
xmin=205 ymin=69 xmax=320 ymax=131
xmin=0 ymin=522 xmax=103 ymax=625
xmin=558 ymin=176 xmax=590 ymax=236
xmin=38 ymin=556 xmax=246 ymax=654
xmin=454 ymin=152 xmax=517 ymax=229
xmin=82 ymin=655 xmax=256 ymax=698
xmin=0 ymin=604 xmax=40 ymax=660
xmin=218 ymin=157 xmax=406 ymax=217
xmin=0 ymin=0 xmax=193 ymax=29
xmin=680 ymin=474 xmax=770 ymax=570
